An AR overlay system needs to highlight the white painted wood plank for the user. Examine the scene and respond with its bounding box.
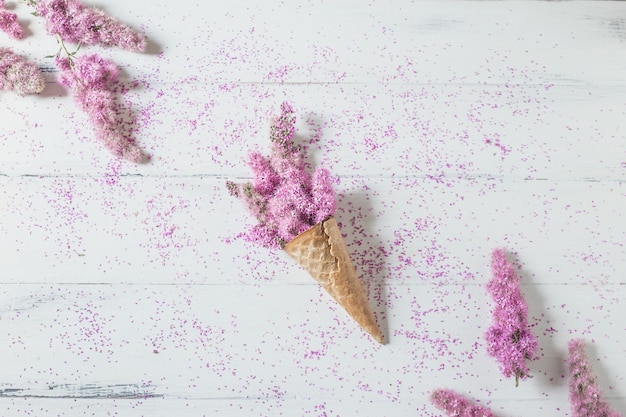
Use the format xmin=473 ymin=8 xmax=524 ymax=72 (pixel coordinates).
xmin=2 ymin=2 xmax=626 ymax=178
xmin=1 ymin=396 xmax=622 ymax=417
xmin=2 ymin=82 xmax=626 ymax=179
xmin=36 ymin=0 xmax=626 ymax=86
xmin=0 ymin=284 xmax=624 ymax=415
xmin=2 ymin=176 xmax=626 ymax=285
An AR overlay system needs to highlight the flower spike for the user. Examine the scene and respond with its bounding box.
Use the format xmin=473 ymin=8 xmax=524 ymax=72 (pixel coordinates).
xmin=485 ymin=248 xmax=538 ymax=386
xmin=567 ymin=339 xmax=622 ymax=417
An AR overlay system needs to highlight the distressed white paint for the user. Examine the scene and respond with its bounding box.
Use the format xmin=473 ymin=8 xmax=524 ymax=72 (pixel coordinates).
xmin=1 ymin=1 xmax=625 ymax=416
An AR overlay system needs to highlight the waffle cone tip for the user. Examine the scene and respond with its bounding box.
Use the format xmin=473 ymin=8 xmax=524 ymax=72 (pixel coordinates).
xmin=284 ymin=217 xmax=383 ymax=344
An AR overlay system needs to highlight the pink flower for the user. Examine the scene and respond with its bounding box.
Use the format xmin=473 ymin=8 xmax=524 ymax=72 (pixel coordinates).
xmin=56 ymin=50 xmax=119 ymax=89
xmin=35 ymin=0 xmax=146 ymax=52
xmin=485 ymin=248 xmax=538 ymax=386
xmin=567 ymin=339 xmax=622 ymax=417
xmin=0 ymin=47 xmax=45 ymax=95
xmin=56 ymin=54 xmax=147 ymax=162
xmin=430 ymin=389 xmax=497 ymax=417
xmin=227 ymin=102 xmax=337 ymax=249
xmin=0 ymin=9 xmax=24 ymax=39
xmin=311 ymin=168 xmax=336 ymax=224
xmin=248 ymin=152 xmax=280 ymax=196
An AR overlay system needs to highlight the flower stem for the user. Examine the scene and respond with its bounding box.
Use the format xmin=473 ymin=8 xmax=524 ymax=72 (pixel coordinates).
xmin=55 ymin=33 xmax=81 ymax=61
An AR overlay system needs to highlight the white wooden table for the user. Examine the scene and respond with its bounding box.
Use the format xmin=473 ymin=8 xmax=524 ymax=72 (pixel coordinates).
xmin=1 ymin=1 xmax=625 ymax=416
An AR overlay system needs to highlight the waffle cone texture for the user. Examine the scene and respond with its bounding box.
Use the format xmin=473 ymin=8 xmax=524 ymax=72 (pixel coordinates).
xmin=284 ymin=217 xmax=383 ymax=343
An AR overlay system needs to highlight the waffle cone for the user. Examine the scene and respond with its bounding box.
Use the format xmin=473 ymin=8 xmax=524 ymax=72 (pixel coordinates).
xmin=284 ymin=217 xmax=383 ymax=343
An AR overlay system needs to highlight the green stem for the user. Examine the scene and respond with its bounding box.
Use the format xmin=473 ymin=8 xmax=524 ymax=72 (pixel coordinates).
xmin=56 ymin=34 xmax=75 ymax=60
xmin=20 ymin=0 xmax=38 ymax=8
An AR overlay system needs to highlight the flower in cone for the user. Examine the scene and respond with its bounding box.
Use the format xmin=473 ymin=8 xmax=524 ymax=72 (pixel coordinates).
xmin=227 ymin=102 xmax=383 ymax=343
xmin=228 ymin=102 xmax=335 ymax=248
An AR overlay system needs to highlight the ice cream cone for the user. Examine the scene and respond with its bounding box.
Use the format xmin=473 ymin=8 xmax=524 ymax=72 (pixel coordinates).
xmin=284 ymin=217 xmax=384 ymax=343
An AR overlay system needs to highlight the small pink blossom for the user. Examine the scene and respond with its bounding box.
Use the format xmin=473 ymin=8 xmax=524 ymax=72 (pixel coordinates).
xmin=0 ymin=47 xmax=45 ymax=95
xmin=485 ymin=248 xmax=538 ymax=386
xmin=35 ymin=0 xmax=146 ymax=52
xmin=56 ymin=54 xmax=147 ymax=162
xmin=567 ymin=339 xmax=622 ymax=417
xmin=227 ymin=102 xmax=337 ymax=249
xmin=0 ymin=9 xmax=24 ymax=39
xmin=430 ymin=389 xmax=497 ymax=417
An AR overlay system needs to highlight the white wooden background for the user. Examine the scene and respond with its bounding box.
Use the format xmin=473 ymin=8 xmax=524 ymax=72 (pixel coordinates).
xmin=1 ymin=1 xmax=626 ymax=416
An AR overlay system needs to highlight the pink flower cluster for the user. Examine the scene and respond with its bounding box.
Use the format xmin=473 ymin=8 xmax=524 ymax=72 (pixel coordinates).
xmin=0 ymin=0 xmax=24 ymax=39
xmin=56 ymin=54 xmax=145 ymax=162
xmin=1 ymin=0 xmax=148 ymax=160
xmin=484 ymin=248 xmax=538 ymax=386
xmin=0 ymin=47 xmax=45 ymax=95
xmin=430 ymin=389 xmax=497 ymax=417
xmin=567 ymin=339 xmax=622 ymax=417
xmin=34 ymin=0 xmax=146 ymax=52
xmin=227 ymin=102 xmax=337 ymax=249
